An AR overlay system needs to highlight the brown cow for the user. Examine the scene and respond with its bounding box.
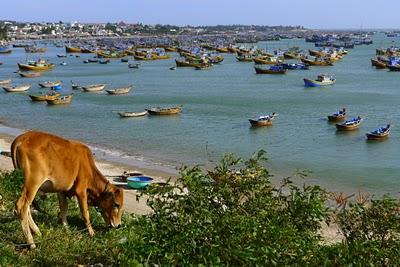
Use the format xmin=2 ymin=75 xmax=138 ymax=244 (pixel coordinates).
xmin=11 ymin=131 xmax=124 ymax=249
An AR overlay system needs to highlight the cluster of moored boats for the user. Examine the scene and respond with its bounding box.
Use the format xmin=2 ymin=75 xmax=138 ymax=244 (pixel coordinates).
xmin=249 ymin=108 xmax=391 ymax=141
xmin=371 ymin=47 xmax=400 ymax=71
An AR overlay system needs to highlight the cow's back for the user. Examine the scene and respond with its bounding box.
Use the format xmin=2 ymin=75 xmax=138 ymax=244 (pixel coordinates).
xmin=11 ymin=131 xmax=94 ymax=191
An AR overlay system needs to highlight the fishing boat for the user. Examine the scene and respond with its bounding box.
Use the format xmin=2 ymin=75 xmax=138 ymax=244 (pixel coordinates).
xmin=336 ymin=116 xmax=363 ymax=131
xmin=387 ymin=64 xmax=400 ymax=71
xmin=106 ymin=86 xmax=132 ymax=95
xmin=175 ymin=59 xmax=196 ymax=67
xmin=29 ymin=92 xmax=61 ymax=101
xmin=327 ymin=108 xmax=346 ymax=122
xmin=25 ymin=46 xmax=47 ymax=53
xmin=60 ymin=61 xmax=67 ymax=66
xmin=57 ymin=54 xmax=67 ymax=58
xmin=2 ymin=84 xmax=31 ymax=92
xmin=195 ymin=64 xmax=212 ymax=70
xmin=304 ymin=74 xmax=335 ymax=87
xmin=216 ymin=47 xmax=229 ymax=53
xmin=121 ymin=58 xmax=129 ymax=63
xmin=301 ymin=58 xmax=333 ymax=66
xmin=146 ymin=105 xmax=183 ymax=115
xmin=254 ymin=65 xmax=287 ymax=74
xmin=169 ymin=66 xmax=176 ymax=70
xmin=249 ymin=112 xmax=278 ymax=127
xmin=46 ymin=95 xmax=73 ymax=105
xmin=71 ymin=81 xmax=81 ymax=90
xmin=118 ymin=111 xmax=148 ymax=118
xmin=366 ymin=124 xmax=391 ymax=140
xmin=0 ymin=78 xmax=12 ymax=85
xmin=0 ymin=47 xmax=12 ymax=54
xmin=39 ymin=81 xmax=62 ymax=88
xmin=18 ymin=59 xmax=55 ymax=71
xmin=236 ymin=54 xmax=253 ymax=62
xmin=309 ymin=49 xmax=326 ymax=57
xmin=82 ymin=84 xmax=106 ymax=92
xmin=253 ymin=56 xmax=281 ymax=65
xmin=128 ymin=63 xmax=140 ymax=68
xmin=65 ymin=46 xmax=82 ymax=53
xmin=371 ymin=58 xmax=387 ymax=69
xmin=99 ymin=59 xmax=110 ymax=64
xmin=281 ymin=63 xmax=309 ymax=70
xmin=19 ymin=72 xmax=42 ymax=78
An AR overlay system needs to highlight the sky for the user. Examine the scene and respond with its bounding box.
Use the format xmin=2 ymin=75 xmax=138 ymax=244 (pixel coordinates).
xmin=1 ymin=0 xmax=399 ymax=29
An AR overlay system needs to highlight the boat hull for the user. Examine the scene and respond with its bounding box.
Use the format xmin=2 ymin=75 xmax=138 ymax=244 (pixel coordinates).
xmin=29 ymin=93 xmax=61 ymax=101
xmin=46 ymin=95 xmax=73 ymax=105
xmin=249 ymin=119 xmax=273 ymax=127
xmin=303 ymin=78 xmax=335 ymax=87
xmin=254 ymin=67 xmax=286 ymax=74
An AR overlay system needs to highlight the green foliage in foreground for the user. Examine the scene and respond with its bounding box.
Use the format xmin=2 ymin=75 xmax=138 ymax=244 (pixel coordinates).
xmin=0 ymin=151 xmax=399 ymax=266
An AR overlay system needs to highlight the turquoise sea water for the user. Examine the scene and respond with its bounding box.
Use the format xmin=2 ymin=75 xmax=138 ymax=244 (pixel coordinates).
xmin=0 ymin=33 xmax=399 ymax=194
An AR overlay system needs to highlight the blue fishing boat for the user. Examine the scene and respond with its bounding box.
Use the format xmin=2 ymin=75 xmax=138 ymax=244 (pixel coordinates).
xmin=0 ymin=46 xmax=12 ymax=54
xmin=303 ymin=74 xmax=335 ymax=87
xmin=281 ymin=63 xmax=309 ymax=70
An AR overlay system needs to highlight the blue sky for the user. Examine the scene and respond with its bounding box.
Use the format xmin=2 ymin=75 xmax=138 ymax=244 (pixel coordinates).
xmin=1 ymin=0 xmax=398 ymax=29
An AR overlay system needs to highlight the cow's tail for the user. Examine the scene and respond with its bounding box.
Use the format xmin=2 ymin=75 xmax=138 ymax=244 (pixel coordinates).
xmin=10 ymin=138 xmax=20 ymax=170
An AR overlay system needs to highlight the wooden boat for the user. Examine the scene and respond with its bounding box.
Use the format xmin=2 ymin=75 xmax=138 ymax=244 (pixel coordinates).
xmin=97 ymin=51 xmax=126 ymax=58
xmin=0 ymin=78 xmax=12 ymax=85
xmin=249 ymin=112 xmax=278 ymax=127
xmin=19 ymin=72 xmax=42 ymax=78
xmin=164 ymin=46 xmax=177 ymax=52
xmin=0 ymin=49 xmax=12 ymax=54
xmin=99 ymin=59 xmax=110 ymax=64
xmin=65 ymin=46 xmax=82 ymax=53
xmin=254 ymin=65 xmax=287 ymax=74
xmin=195 ymin=64 xmax=212 ymax=70
xmin=388 ymin=64 xmax=400 ymax=72
xmin=39 ymin=80 xmax=62 ymax=88
xmin=29 ymin=92 xmax=61 ymax=101
xmin=327 ymin=108 xmax=346 ymax=122
xmin=18 ymin=60 xmax=55 ymax=71
xmin=46 ymin=95 xmax=73 ymax=105
xmin=81 ymin=48 xmax=95 ymax=53
xmin=366 ymin=124 xmax=391 ymax=140
xmin=152 ymin=54 xmax=170 ymax=60
xmin=336 ymin=117 xmax=363 ymax=131
xmin=118 ymin=111 xmax=148 ymax=118
xmin=82 ymin=84 xmax=106 ymax=92
xmin=71 ymin=81 xmax=81 ymax=90
xmin=236 ymin=55 xmax=253 ymax=62
xmin=121 ymin=58 xmax=129 ymax=63
xmin=253 ymin=56 xmax=281 ymax=65
xmin=106 ymin=86 xmax=132 ymax=95
xmin=2 ymin=84 xmax=31 ymax=92
xmin=216 ymin=47 xmax=229 ymax=53
xmin=283 ymin=51 xmax=302 ymax=59
xmin=209 ymin=55 xmax=224 ymax=64
xmin=301 ymin=58 xmax=333 ymax=66
xmin=25 ymin=46 xmax=47 ymax=53
xmin=146 ymin=105 xmax=182 ymax=115
xmin=371 ymin=58 xmax=387 ymax=69
xmin=281 ymin=63 xmax=309 ymax=70
xmin=57 ymin=54 xmax=67 ymax=58
xmin=309 ymin=49 xmax=326 ymax=57
xmin=128 ymin=63 xmax=140 ymax=69
xmin=304 ymin=75 xmax=335 ymax=87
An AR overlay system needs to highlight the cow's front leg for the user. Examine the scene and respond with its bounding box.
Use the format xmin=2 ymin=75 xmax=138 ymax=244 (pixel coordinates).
xmin=76 ymin=191 xmax=95 ymax=236
xmin=57 ymin=193 xmax=68 ymax=227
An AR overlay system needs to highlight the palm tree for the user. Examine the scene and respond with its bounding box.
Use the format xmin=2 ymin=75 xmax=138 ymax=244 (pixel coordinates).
xmin=0 ymin=24 xmax=9 ymax=40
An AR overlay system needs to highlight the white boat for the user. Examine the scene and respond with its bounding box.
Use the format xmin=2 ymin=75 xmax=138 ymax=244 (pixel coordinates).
xmin=82 ymin=84 xmax=106 ymax=92
xmin=118 ymin=111 xmax=148 ymax=117
xmin=106 ymin=86 xmax=132 ymax=95
xmin=2 ymin=84 xmax=31 ymax=92
xmin=39 ymin=80 xmax=62 ymax=88
xmin=0 ymin=78 xmax=12 ymax=85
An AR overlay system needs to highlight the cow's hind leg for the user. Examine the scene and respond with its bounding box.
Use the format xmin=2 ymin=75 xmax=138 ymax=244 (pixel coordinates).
xmin=16 ymin=182 xmax=41 ymax=249
xmin=57 ymin=193 xmax=68 ymax=226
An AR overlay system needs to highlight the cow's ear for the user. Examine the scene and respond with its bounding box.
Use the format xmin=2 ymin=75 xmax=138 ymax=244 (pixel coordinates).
xmin=114 ymin=188 xmax=121 ymax=195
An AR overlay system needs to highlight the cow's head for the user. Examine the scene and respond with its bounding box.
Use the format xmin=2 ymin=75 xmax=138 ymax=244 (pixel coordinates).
xmin=98 ymin=185 xmax=124 ymax=228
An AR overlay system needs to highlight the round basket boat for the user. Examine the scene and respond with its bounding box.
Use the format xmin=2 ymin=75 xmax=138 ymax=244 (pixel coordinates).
xmin=127 ymin=176 xmax=153 ymax=189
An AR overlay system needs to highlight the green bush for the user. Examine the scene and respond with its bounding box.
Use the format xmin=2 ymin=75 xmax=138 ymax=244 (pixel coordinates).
xmin=0 ymin=151 xmax=399 ymax=266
